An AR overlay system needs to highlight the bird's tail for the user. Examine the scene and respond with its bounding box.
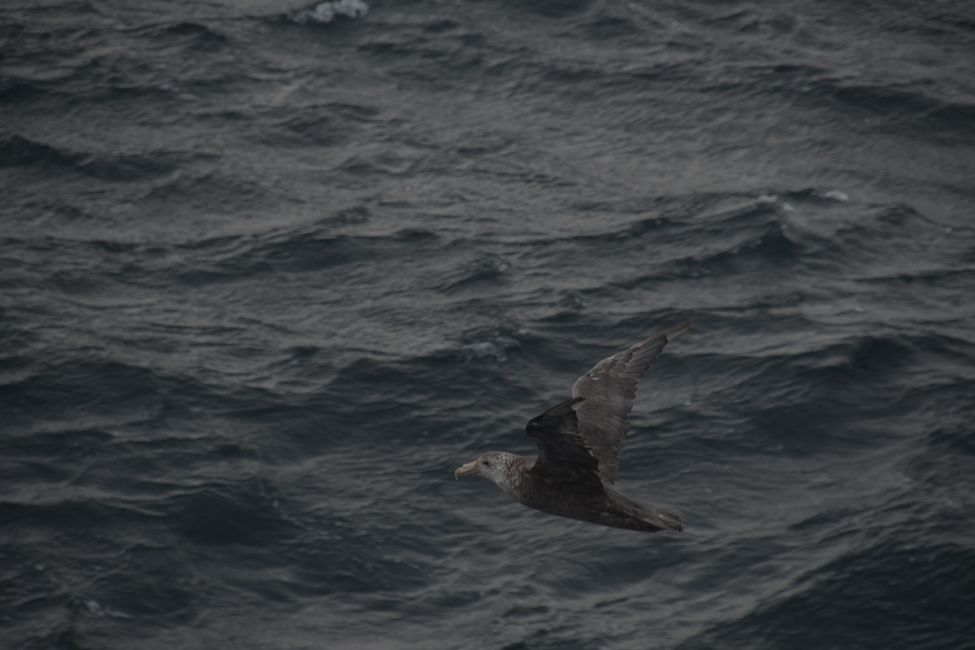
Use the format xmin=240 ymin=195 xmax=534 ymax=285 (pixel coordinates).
xmin=655 ymin=509 xmax=685 ymax=532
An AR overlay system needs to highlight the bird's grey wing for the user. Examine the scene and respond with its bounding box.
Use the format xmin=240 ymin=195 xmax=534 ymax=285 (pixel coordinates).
xmin=525 ymin=397 xmax=602 ymax=486
xmin=571 ymin=322 xmax=690 ymax=483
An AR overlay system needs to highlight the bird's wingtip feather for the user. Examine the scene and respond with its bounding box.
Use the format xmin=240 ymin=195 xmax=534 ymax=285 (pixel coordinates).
xmin=663 ymin=321 xmax=691 ymax=339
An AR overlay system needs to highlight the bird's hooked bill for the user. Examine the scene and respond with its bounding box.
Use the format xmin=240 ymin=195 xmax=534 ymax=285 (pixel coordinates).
xmin=454 ymin=460 xmax=480 ymax=479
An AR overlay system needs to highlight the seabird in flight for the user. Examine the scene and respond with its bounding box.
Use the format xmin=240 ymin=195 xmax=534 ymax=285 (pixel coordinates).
xmin=455 ymin=323 xmax=689 ymax=533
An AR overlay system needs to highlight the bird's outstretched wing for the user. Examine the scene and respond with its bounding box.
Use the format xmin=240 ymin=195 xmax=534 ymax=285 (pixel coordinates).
xmin=525 ymin=396 xmax=601 ymax=486
xmin=570 ymin=322 xmax=690 ymax=483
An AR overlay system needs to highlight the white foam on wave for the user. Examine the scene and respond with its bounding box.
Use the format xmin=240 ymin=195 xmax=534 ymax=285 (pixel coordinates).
xmin=292 ymin=0 xmax=369 ymax=24
xmin=83 ymin=598 xmax=134 ymax=619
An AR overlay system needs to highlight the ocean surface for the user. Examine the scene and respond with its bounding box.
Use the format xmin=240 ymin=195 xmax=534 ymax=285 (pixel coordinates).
xmin=2 ymin=1 xmax=974 ymax=648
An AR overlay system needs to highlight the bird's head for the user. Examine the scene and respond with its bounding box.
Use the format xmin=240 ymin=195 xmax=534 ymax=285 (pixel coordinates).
xmin=454 ymin=451 xmax=518 ymax=486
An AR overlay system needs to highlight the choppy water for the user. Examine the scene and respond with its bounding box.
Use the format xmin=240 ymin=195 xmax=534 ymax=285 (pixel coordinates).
xmin=3 ymin=1 xmax=975 ymax=648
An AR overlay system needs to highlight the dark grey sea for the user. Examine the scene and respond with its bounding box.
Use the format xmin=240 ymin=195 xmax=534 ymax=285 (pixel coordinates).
xmin=2 ymin=1 xmax=974 ymax=648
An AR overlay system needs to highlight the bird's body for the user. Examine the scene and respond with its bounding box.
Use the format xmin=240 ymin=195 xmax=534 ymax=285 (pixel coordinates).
xmin=518 ymin=459 xmax=683 ymax=532
xmin=455 ymin=323 xmax=689 ymax=533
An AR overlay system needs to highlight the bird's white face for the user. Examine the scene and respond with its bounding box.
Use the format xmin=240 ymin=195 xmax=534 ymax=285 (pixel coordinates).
xmin=454 ymin=451 xmax=515 ymax=485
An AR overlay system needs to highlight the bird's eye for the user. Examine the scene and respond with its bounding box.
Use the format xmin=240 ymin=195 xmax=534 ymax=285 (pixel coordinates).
xmin=481 ymin=460 xmax=491 ymax=467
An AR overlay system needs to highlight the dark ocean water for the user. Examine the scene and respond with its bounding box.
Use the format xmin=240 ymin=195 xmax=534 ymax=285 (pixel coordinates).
xmin=2 ymin=1 xmax=975 ymax=648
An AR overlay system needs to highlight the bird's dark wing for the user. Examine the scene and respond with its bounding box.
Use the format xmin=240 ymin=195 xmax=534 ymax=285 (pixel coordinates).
xmin=526 ymin=397 xmax=602 ymax=486
xmin=570 ymin=322 xmax=689 ymax=483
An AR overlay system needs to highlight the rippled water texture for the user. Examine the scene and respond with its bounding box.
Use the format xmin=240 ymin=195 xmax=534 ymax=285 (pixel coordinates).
xmin=2 ymin=1 xmax=974 ymax=648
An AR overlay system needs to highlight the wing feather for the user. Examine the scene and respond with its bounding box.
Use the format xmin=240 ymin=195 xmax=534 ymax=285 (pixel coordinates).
xmin=525 ymin=397 xmax=601 ymax=485
xmin=570 ymin=322 xmax=689 ymax=482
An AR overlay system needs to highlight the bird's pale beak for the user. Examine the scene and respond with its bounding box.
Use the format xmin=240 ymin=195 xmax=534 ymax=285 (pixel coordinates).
xmin=454 ymin=460 xmax=480 ymax=479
